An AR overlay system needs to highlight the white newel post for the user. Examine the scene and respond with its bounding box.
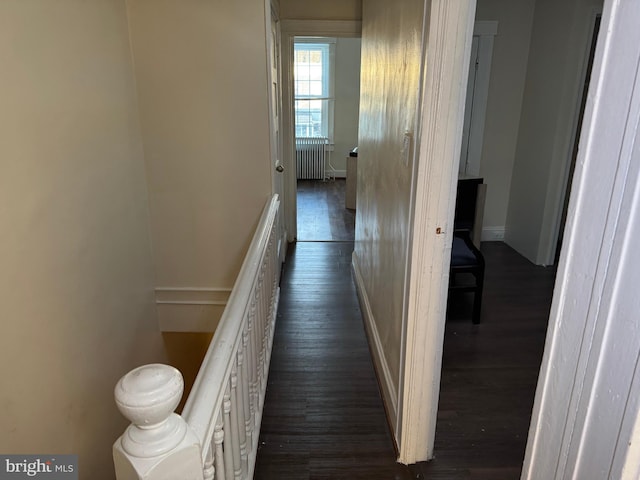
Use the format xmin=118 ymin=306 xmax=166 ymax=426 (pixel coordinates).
xmin=113 ymin=364 xmax=204 ymax=480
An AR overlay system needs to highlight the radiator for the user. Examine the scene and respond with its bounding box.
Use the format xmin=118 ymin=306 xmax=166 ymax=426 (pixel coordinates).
xmin=296 ymin=137 xmax=328 ymax=180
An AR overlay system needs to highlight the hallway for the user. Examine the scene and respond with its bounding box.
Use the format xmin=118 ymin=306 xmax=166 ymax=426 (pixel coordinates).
xmin=254 ymin=241 xmax=415 ymax=479
xmin=254 ymin=180 xmax=557 ymax=479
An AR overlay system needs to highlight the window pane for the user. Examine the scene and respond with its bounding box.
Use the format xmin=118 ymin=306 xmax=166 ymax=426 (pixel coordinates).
xmin=294 ymin=42 xmax=332 ymax=138
xmin=295 ymin=98 xmax=326 ymax=138
xmin=295 ymin=50 xmax=308 ymax=63
xmin=295 ymin=80 xmax=310 ymax=96
xmin=309 ymin=80 xmax=322 ymax=96
xmin=310 ymin=50 xmax=322 ymax=63
xmin=309 ymin=65 xmax=322 ymax=80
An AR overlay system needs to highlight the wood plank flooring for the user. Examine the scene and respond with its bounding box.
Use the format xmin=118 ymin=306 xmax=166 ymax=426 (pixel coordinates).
xmin=420 ymin=242 xmax=557 ymax=479
xmin=254 ymin=241 xmax=411 ymax=479
xmin=255 ymin=181 xmax=557 ymax=479
xmin=296 ymin=179 xmax=355 ymax=241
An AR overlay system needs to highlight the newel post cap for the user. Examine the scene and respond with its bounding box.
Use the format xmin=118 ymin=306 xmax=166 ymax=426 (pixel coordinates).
xmin=115 ymin=364 xmax=184 ymax=427
xmin=113 ymin=364 xmax=196 ymax=460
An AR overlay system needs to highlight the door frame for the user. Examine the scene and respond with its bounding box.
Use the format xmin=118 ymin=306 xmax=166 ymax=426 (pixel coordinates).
xmin=459 ymin=21 xmax=497 ymax=178
xmin=397 ymin=0 xmax=477 ymax=463
xmin=279 ymin=20 xmax=362 ymax=242
xmin=265 ymin=0 xmax=286 ymax=261
xmin=522 ymin=0 xmax=640 ymax=476
xmin=535 ymin=6 xmax=604 ymax=266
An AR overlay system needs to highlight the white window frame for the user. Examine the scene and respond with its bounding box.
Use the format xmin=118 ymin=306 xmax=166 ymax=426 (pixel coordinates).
xmin=293 ymin=37 xmax=336 ymax=141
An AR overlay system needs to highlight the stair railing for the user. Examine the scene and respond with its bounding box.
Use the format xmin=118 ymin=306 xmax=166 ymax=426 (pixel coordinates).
xmin=113 ymin=195 xmax=281 ymax=480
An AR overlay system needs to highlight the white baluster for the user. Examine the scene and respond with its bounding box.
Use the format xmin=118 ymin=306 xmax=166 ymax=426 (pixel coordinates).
xmin=255 ymin=288 xmax=265 ymax=396
xmin=213 ymin=413 xmax=226 ymax=480
xmin=222 ymin=389 xmax=234 ymax=480
xmin=267 ymin=245 xmax=276 ymax=350
xmin=228 ymin=375 xmax=242 ymax=479
xmin=260 ymin=269 xmax=269 ymax=380
xmin=241 ymin=327 xmax=254 ymax=448
xmin=203 ymin=445 xmax=214 ymax=480
xmin=234 ymin=351 xmax=248 ymax=466
xmin=257 ymin=277 xmax=267 ymax=380
xmin=113 ymin=364 xmax=203 ymax=480
xmin=248 ymin=303 xmax=259 ymax=422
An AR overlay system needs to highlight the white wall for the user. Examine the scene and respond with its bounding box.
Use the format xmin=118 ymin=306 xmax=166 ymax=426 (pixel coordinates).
xmin=474 ymin=0 xmax=536 ymax=238
xmin=354 ymin=0 xmax=424 ymax=409
xmin=505 ymin=0 xmax=603 ymax=264
xmin=0 ymin=1 xmax=166 ymax=477
xmin=127 ymin=0 xmax=273 ymax=326
xmin=333 ymin=37 xmax=362 ymax=173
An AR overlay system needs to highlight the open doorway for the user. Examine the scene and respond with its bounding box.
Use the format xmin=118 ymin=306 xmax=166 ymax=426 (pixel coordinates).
xmin=423 ymin=4 xmax=605 ymax=475
xmin=289 ymin=35 xmax=361 ymax=242
xmin=555 ymin=13 xmax=601 ymax=261
xmin=281 ymin=20 xmax=361 ymax=242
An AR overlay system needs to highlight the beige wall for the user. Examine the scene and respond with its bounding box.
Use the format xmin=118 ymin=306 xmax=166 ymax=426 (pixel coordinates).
xmin=475 ymin=0 xmax=536 ymax=232
xmin=280 ymin=0 xmax=362 ymax=20
xmin=0 ymin=1 xmax=166 ymax=477
xmin=505 ymin=0 xmax=603 ymax=263
xmin=355 ymin=0 xmax=424 ymax=391
xmin=127 ymin=0 xmax=273 ymax=297
xmin=333 ymin=37 xmax=362 ymax=172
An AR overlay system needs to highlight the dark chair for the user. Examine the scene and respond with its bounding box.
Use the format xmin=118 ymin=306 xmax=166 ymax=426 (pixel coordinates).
xmin=450 ymin=179 xmax=485 ymax=324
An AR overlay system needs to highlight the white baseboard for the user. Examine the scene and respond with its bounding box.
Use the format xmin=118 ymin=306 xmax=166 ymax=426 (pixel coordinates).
xmin=352 ymin=254 xmax=398 ymax=431
xmin=155 ymin=287 xmax=231 ymax=332
xmin=325 ymin=169 xmax=347 ymax=178
xmin=481 ymin=226 xmax=505 ymax=242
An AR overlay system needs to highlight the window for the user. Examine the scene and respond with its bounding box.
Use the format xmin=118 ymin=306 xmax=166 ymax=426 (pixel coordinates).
xmin=294 ymin=39 xmax=335 ymax=139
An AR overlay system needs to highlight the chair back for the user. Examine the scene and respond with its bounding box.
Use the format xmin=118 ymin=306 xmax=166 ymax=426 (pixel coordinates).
xmin=454 ymin=178 xmax=483 ymax=232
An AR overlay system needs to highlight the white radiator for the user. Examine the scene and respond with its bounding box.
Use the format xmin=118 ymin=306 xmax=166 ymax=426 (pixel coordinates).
xmin=296 ymin=137 xmax=328 ymax=180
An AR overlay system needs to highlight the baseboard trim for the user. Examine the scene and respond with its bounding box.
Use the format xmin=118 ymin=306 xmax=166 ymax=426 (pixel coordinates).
xmin=352 ymin=254 xmax=398 ymax=432
xmin=481 ymin=226 xmax=505 ymax=242
xmin=155 ymin=287 xmax=231 ymax=332
xmin=326 ymin=169 xmax=347 ymax=178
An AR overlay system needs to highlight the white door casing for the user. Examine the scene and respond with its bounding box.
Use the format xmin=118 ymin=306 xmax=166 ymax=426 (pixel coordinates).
xmin=459 ymin=21 xmax=497 ymax=177
xmin=279 ymin=20 xmax=361 ymax=241
xmin=398 ymin=0 xmax=477 ymax=463
xmin=266 ymin=1 xmax=286 ymax=260
xmin=459 ymin=36 xmax=479 ymax=176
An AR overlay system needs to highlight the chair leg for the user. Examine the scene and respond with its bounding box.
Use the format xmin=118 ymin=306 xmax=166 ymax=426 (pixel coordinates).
xmin=472 ymin=269 xmax=484 ymax=324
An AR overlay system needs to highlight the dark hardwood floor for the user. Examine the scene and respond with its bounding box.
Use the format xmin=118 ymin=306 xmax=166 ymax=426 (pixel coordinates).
xmin=421 ymin=243 xmax=556 ymax=479
xmin=256 ymin=181 xmax=557 ymax=479
xmin=255 ymin=241 xmax=414 ymax=479
xmin=296 ymin=179 xmax=355 ymax=242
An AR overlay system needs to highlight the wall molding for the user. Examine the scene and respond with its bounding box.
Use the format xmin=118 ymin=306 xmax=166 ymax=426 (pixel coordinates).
xmin=280 ymin=19 xmax=361 ymax=37
xmin=155 ymin=287 xmax=231 ymax=333
xmin=474 ymin=20 xmax=498 ymax=36
xmin=326 ymin=169 xmax=346 ymax=178
xmin=481 ymin=226 xmax=505 ymax=242
xmin=352 ymin=255 xmax=398 ymax=433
